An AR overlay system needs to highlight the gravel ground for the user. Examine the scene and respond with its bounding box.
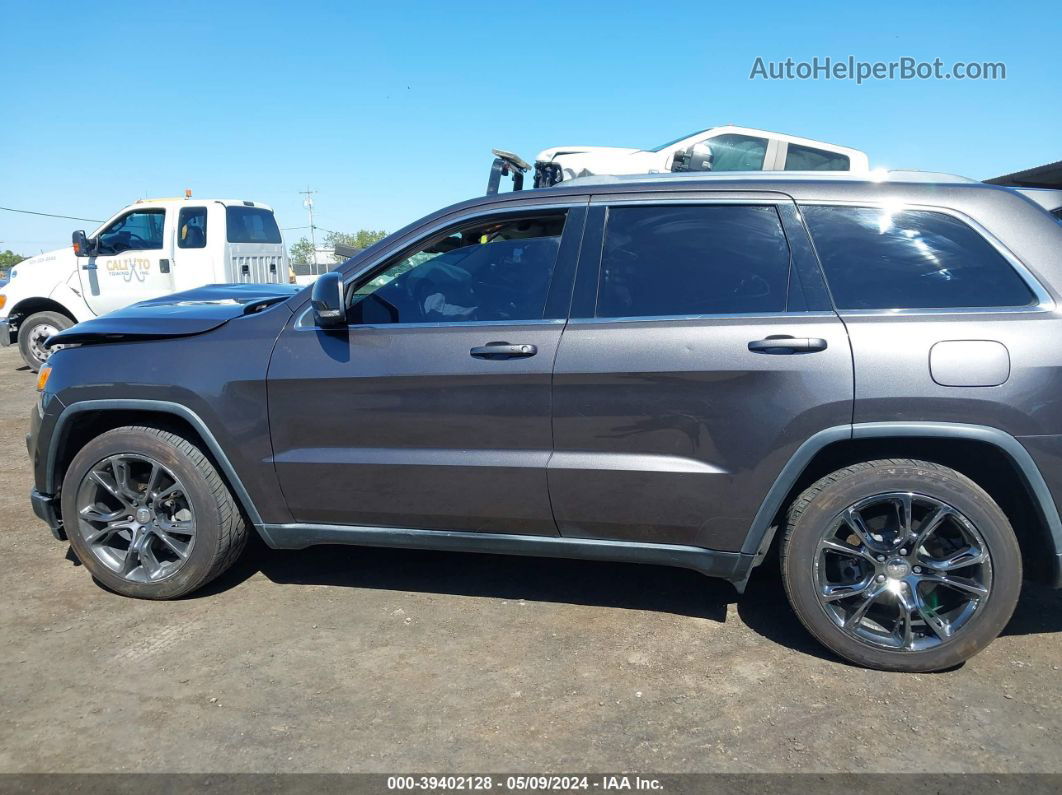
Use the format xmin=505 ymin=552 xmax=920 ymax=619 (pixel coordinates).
xmin=1 ymin=344 xmax=1060 ymax=774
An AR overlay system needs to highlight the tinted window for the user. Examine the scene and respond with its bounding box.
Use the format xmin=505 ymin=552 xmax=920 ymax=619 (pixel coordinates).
xmin=702 ymin=133 xmax=768 ymax=171
xmin=226 ymin=206 xmax=282 ymax=244
xmin=97 ymin=209 xmax=166 ymax=254
xmin=785 ymin=143 xmax=850 ymax=171
xmin=802 ymin=206 xmax=1036 ymax=310
xmin=177 ymin=207 xmax=207 ymax=249
xmin=347 ymin=214 xmax=565 ymax=325
xmin=596 ymin=205 xmax=791 ymax=318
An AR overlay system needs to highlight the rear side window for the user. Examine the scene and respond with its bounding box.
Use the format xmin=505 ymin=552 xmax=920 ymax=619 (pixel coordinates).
xmin=596 ymin=205 xmax=791 ymax=318
xmin=785 ymin=144 xmax=850 ymax=171
xmin=226 ymin=206 xmax=282 ymax=244
xmin=801 ymin=206 xmax=1036 ymax=310
xmin=177 ymin=207 xmax=207 ymax=249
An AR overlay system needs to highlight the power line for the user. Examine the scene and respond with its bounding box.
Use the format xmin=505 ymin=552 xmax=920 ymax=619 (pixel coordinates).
xmin=0 ymin=205 xmax=102 ymax=223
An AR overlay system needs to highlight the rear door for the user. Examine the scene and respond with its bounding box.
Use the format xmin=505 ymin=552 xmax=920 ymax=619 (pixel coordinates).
xmin=549 ymin=193 xmax=854 ymax=553
xmin=78 ymin=207 xmax=175 ymax=315
xmin=171 ymin=205 xmax=214 ymax=292
xmin=267 ymin=200 xmax=588 ymax=534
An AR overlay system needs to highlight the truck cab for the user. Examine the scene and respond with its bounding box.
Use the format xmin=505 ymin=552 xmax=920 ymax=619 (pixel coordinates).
xmin=0 ymin=197 xmax=288 ymax=370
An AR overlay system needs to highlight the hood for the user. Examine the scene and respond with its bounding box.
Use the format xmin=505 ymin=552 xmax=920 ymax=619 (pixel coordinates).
xmin=535 ymin=145 xmax=642 ymax=162
xmin=45 ymin=283 xmax=299 ymax=348
xmin=7 ymin=247 xmax=74 ymax=282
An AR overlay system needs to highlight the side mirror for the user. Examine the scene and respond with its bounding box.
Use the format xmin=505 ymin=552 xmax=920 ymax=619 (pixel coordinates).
xmin=670 ymin=142 xmax=714 ymax=173
xmin=71 ymin=230 xmax=94 ymax=257
xmin=311 ymin=271 xmax=346 ymax=329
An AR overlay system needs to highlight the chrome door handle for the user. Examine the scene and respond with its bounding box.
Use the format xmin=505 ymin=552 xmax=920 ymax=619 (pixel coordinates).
xmin=81 ymin=263 xmax=97 ymax=271
xmin=748 ymin=336 xmax=828 ymax=354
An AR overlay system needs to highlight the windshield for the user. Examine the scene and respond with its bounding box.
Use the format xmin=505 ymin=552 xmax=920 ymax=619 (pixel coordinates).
xmin=647 ymin=128 xmax=710 ymax=152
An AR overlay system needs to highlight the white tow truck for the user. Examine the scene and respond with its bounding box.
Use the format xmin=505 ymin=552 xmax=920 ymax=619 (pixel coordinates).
xmin=531 ymin=125 xmax=870 ymax=187
xmin=0 ymin=196 xmax=288 ymax=370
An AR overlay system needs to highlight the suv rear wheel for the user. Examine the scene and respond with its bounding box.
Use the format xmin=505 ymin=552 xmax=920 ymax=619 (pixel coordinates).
xmin=781 ymin=459 xmax=1021 ymax=672
xmin=61 ymin=426 xmax=247 ymax=599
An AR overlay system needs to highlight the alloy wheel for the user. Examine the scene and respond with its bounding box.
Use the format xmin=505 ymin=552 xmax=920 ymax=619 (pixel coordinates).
xmin=813 ymin=492 xmax=992 ymax=652
xmin=75 ymin=454 xmax=197 ymax=583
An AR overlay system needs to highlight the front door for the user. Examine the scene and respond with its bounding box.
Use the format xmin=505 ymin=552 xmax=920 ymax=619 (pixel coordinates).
xmin=549 ymin=197 xmax=854 ymax=553
xmin=78 ymin=207 xmax=175 ymax=315
xmin=267 ymin=203 xmax=587 ymax=535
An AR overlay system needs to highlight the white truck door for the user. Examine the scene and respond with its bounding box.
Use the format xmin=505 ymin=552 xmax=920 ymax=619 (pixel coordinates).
xmin=77 ymin=206 xmax=175 ymax=315
xmin=171 ymin=205 xmax=215 ymax=292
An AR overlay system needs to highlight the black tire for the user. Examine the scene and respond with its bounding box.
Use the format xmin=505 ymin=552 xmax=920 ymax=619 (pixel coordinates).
xmin=781 ymin=459 xmax=1022 ymax=672
xmin=17 ymin=310 xmax=72 ymax=372
xmin=61 ymin=426 xmax=248 ymax=599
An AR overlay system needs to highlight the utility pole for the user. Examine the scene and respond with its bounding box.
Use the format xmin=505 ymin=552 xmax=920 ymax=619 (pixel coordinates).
xmin=298 ymin=187 xmax=318 ymax=272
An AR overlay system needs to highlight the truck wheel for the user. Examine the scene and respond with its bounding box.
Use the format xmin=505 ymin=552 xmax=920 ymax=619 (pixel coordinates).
xmin=17 ymin=311 xmax=72 ymax=372
xmin=61 ymin=426 xmax=248 ymax=600
xmin=781 ymin=459 xmax=1021 ymax=672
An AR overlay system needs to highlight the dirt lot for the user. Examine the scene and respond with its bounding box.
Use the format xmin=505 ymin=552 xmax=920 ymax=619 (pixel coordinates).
xmin=1 ymin=344 xmax=1060 ymax=774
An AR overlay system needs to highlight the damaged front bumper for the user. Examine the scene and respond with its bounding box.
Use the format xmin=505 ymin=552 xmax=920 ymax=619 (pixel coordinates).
xmin=31 ymin=489 xmax=64 ymax=540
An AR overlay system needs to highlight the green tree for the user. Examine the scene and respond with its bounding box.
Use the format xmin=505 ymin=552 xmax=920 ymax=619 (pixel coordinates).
xmin=324 ymin=229 xmax=388 ymax=257
xmin=0 ymin=249 xmax=27 ymax=273
xmin=289 ymin=230 xmax=388 ymax=267
xmin=289 ymin=237 xmax=315 ymax=266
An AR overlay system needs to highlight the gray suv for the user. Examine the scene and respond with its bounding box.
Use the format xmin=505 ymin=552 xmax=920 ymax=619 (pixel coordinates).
xmin=28 ymin=172 xmax=1062 ymax=672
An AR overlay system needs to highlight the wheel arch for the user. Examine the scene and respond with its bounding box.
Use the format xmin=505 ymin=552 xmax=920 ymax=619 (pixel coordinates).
xmin=9 ymin=297 xmax=78 ymax=328
xmin=47 ymin=400 xmax=264 ymax=531
xmin=745 ymin=422 xmax=1062 ymax=586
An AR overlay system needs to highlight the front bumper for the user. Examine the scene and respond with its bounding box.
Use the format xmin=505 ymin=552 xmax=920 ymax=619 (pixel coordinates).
xmin=0 ymin=316 xmax=10 ymax=346
xmin=31 ymin=489 xmax=64 ymax=540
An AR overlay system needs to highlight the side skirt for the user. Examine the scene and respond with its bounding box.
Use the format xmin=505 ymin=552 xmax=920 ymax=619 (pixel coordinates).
xmin=259 ymin=523 xmax=754 ymax=589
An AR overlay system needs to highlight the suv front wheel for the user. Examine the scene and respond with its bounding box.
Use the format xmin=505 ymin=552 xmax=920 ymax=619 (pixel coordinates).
xmin=61 ymin=426 xmax=248 ymax=599
xmin=781 ymin=459 xmax=1021 ymax=672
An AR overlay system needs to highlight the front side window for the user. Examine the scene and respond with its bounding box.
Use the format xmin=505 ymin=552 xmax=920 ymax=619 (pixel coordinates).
xmin=701 ymin=133 xmax=768 ymax=171
xmin=347 ymin=213 xmax=566 ymax=325
xmin=226 ymin=206 xmax=282 ymax=244
xmin=785 ymin=143 xmax=851 ymax=171
xmin=178 ymin=207 xmax=207 ymax=249
xmin=596 ymin=205 xmax=791 ymax=318
xmin=97 ymin=209 xmax=166 ymax=254
xmin=801 ymin=206 xmax=1037 ymax=310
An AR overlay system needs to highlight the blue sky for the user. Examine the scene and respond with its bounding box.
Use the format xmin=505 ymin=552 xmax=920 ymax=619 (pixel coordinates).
xmin=2 ymin=0 xmax=1057 ymax=253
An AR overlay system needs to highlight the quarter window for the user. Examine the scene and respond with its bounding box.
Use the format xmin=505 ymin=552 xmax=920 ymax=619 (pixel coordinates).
xmin=177 ymin=207 xmax=207 ymax=249
xmin=97 ymin=209 xmax=166 ymax=254
xmin=347 ymin=213 xmax=566 ymax=325
xmin=784 ymin=144 xmax=850 ymax=171
xmin=801 ymin=206 xmax=1036 ymax=310
xmin=596 ymin=205 xmax=791 ymax=318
